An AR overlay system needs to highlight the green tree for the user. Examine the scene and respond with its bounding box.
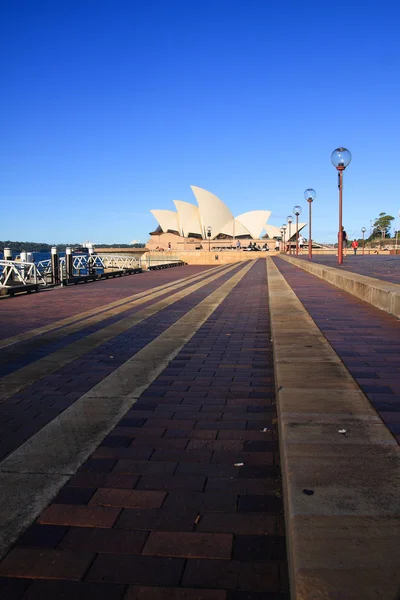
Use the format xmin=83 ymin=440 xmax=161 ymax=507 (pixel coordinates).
xmin=371 ymin=212 xmax=394 ymax=239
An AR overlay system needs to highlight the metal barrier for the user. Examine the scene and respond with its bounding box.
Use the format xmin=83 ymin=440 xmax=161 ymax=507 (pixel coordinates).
xmin=0 ymin=260 xmax=47 ymax=289
xmin=146 ymin=253 xmax=184 ymax=270
xmin=36 ymin=254 xmax=142 ymax=279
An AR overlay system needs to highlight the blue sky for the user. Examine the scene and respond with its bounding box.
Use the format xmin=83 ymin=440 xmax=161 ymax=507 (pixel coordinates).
xmin=1 ymin=0 xmax=399 ymax=244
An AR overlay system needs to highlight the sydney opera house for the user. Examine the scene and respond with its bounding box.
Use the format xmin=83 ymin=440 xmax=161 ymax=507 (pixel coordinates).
xmin=147 ymin=186 xmax=307 ymax=250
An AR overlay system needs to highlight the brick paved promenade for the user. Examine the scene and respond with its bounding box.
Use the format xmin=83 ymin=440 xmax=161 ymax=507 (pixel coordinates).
xmin=0 ymin=258 xmax=399 ymax=599
xmin=274 ymin=258 xmax=400 ymax=444
xmin=297 ymin=254 xmax=400 ymax=284
xmin=0 ymin=261 xmax=288 ymax=599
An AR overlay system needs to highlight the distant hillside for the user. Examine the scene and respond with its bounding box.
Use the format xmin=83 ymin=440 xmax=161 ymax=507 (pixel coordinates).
xmin=0 ymin=241 xmax=145 ymax=253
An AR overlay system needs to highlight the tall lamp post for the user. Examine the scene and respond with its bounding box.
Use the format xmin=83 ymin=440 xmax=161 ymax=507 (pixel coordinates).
xmin=293 ymin=205 xmax=302 ymax=256
xmin=207 ymin=226 xmax=212 ymax=252
xmin=287 ymin=215 xmax=293 ymax=254
xmin=304 ymin=189 xmax=316 ymax=260
xmin=361 ymin=227 xmax=366 ymax=255
xmin=281 ymin=224 xmax=287 ymax=252
xmin=331 ymin=147 xmax=352 ymax=265
xmin=280 ymin=228 xmax=284 ymax=252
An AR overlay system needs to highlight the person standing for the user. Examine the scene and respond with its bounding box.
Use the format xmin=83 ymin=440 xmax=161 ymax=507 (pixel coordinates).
xmin=275 ymin=240 xmax=280 ymax=252
xmin=342 ymin=227 xmax=348 ymax=257
xmin=351 ymin=239 xmax=359 ymax=255
xmin=298 ymin=234 xmax=304 ymax=254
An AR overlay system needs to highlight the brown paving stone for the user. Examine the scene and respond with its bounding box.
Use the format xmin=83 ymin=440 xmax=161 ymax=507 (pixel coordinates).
xmin=163 ymin=429 xmax=217 ymax=440
xmin=115 ymin=509 xmax=198 ymax=532
xmin=136 ymin=475 xmax=206 ymax=492
xmin=112 ymin=460 xmax=177 ymax=475
xmin=205 ymin=477 xmax=276 ymax=495
xmin=186 ymin=440 xmax=244 ymax=452
xmin=68 ymin=472 xmax=139 ymax=489
xmin=142 ymin=531 xmax=233 ymax=559
xmin=89 ymin=488 xmax=166 ymax=509
xmin=182 ymin=559 xmax=280 ymax=592
xmin=211 ymin=451 xmax=274 ymax=465
xmin=198 ymin=513 xmax=278 ymax=535
xmin=38 ymin=504 xmax=121 ymax=528
xmin=150 ymin=449 xmax=213 ymax=463
xmin=0 ymin=577 xmax=31 ymax=600
xmin=59 ymin=527 xmax=148 ymax=554
xmin=85 ymin=554 xmax=185 ymax=585
xmin=163 ymin=492 xmax=237 ymax=512
xmin=16 ymin=524 xmax=68 ymax=549
xmin=0 ymin=548 xmax=94 ymax=580
xmin=124 ymin=586 xmax=227 ymax=600
xmin=20 ymin=580 xmax=127 ymax=600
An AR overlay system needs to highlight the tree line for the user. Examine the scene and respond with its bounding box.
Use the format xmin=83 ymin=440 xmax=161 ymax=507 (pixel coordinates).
xmin=0 ymin=241 xmax=145 ymax=253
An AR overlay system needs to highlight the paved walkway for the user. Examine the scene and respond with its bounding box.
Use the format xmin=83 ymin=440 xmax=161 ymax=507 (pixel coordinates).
xmin=0 ymin=261 xmax=288 ymax=599
xmin=296 ymin=254 xmax=400 ymax=284
xmin=275 ymin=258 xmax=400 ymax=444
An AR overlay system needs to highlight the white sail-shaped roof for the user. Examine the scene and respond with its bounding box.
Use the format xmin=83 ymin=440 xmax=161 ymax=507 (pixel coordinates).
xmin=173 ymin=200 xmax=202 ymax=237
xmin=190 ymin=186 xmax=233 ymax=238
xmin=219 ymin=219 xmax=252 ymax=238
xmin=264 ymin=224 xmax=282 ymax=239
xmin=236 ymin=210 xmax=271 ymax=239
xmin=150 ymin=210 xmax=181 ymax=234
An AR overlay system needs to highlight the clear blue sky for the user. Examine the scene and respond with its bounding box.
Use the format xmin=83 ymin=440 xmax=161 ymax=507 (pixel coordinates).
xmin=1 ymin=0 xmax=399 ymax=244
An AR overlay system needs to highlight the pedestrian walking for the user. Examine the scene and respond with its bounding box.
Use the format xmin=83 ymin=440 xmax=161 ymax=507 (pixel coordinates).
xmin=275 ymin=240 xmax=280 ymax=252
xmin=298 ymin=234 xmax=304 ymax=254
xmin=351 ymin=239 xmax=359 ymax=255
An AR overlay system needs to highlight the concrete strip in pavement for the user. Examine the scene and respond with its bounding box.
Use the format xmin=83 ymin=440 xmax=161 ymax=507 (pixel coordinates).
xmin=0 ymin=265 xmax=226 ymax=350
xmin=266 ymin=258 xmax=400 ymax=600
xmin=0 ymin=262 xmax=241 ymax=402
xmin=279 ymin=254 xmax=400 ymax=319
xmin=0 ymin=260 xmax=255 ymax=558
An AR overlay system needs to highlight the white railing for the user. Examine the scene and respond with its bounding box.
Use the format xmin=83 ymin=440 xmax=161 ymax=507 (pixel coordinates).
xmin=0 ymin=260 xmax=47 ymax=288
xmin=36 ymin=254 xmax=141 ymax=278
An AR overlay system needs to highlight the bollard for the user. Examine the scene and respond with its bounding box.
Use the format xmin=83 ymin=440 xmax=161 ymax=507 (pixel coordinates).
xmin=65 ymin=247 xmax=73 ymax=279
xmin=51 ymin=246 xmax=60 ymax=284
xmin=3 ymin=247 xmax=13 ymax=284
xmin=20 ymin=251 xmax=27 ymax=281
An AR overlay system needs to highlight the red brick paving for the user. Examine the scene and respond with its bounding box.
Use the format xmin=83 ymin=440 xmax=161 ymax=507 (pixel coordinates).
xmin=0 ymin=265 xmax=245 ymax=461
xmin=296 ymin=254 xmax=400 ymax=284
xmin=0 ymin=259 xmax=289 ymax=598
xmin=0 ymin=265 xmax=213 ymax=338
xmin=275 ymin=257 xmax=400 ymax=444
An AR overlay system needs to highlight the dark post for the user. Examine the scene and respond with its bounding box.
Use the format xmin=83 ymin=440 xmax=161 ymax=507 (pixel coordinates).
xmin=66 ymin=247 xmax=73 ymax=279
xmin=51 ymin=246 xmax=60 ymax=284
xmin=3 ymin=247 xmax=13 ymax=284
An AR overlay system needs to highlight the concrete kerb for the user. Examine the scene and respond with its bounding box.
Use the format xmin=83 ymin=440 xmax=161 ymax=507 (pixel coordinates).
xmin=266 ymin=259 xmax=400 ymax=600
xmin=279 ymin=254 xmax=400 ymax=319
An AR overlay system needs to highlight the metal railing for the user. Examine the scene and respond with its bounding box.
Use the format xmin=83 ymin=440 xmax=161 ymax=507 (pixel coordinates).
xmin=0 ymin=260 xmax=47 ymax=288
xmin=146 ymin=253 xmax=183 ymax=269
xmin=36 ymin=254 xmax=142 ymax=278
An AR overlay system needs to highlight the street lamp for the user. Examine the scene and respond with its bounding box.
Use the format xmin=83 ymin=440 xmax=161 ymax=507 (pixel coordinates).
xmin=331 ymin=147 xmax=352 ymax=265
xmin=361 ymin=226 xmax=366 ymax=255
xmin=293 ymin=205 xmax=302 ymax=256
xmin=207 ymin=225 xmax=212 ymax=251
xmin=304 ymin=189 xmax=316 ymax=260
xmin=281 ymin=225 xmax=286 ymax=252
xmin=286 ymin=215 xmax=293 ymax=254
xmin=280 ymin=228 xmax=284 ymax=252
